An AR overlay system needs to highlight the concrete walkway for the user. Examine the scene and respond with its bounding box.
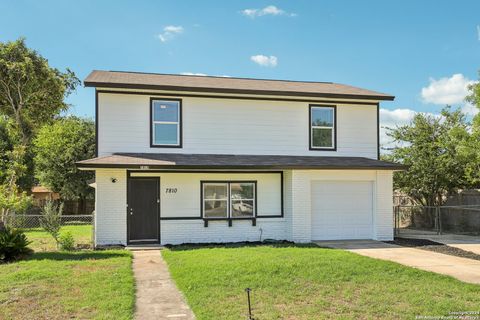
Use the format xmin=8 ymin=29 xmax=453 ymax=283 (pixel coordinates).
xmin=132 ymin=250 xmax=195 ymax=320
xmin=315 ymin=240 xmax=480 ymax=285
xmin=399 ymin=231 xmax=480 ymax=255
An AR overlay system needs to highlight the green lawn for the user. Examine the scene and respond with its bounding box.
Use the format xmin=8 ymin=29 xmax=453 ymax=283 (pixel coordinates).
xmin=0 ymin=250 xmax=134 ymax=320
xmin=162 ymin=244 xmax=480 ymax=320
xmin=24 ymin=225 xmax=92 ymax=252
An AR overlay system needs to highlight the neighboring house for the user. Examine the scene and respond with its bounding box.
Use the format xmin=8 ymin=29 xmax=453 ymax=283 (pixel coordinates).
xmin=30 ymin=186 xmax=60 ymax=205
xmin=77 ymin=70 xmax=403 ymax=246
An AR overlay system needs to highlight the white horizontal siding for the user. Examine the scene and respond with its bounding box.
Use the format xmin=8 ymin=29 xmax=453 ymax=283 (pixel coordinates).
xmin=130 ymin=172 xmax=282 ymax=218
xmin=98 ymin=93 xmax=378 ymax=158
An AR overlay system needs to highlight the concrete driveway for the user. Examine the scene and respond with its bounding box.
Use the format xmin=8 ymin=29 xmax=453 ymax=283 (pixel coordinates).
xmin=315 ymin=240 xmax=480 ymax=285
xmin=399 ymin=232 xmax=480 ymax=255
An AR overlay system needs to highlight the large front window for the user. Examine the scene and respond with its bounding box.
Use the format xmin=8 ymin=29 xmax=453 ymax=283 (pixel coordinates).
xmin=202 ymin=182 xmax=256 ymax=219
xmin=151 ymin=99 xmax=181 ymax=147
xmin=310 ymin=105 xmax=335 ymax=150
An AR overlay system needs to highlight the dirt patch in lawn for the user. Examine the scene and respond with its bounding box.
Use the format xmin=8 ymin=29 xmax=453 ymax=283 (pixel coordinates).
xmin=386 ymin=237 xmax=480 ymax=261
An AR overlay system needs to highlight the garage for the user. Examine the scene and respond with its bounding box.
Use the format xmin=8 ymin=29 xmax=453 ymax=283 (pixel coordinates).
xmin=311 ymin=181 xmax=374 ymax=240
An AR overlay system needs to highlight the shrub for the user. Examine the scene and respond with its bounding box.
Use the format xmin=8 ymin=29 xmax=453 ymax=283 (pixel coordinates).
xmin=40 ymin=200 xmax=63 ymax=248
xmin=59 ymin=231 xmax=75 ymax=251
xmin=0 ymin=227 xmax=32 ymax=262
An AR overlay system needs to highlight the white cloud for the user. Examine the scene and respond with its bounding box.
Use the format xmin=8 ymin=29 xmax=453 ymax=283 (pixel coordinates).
xmin=421 ymin=73 xmax=475 ymax=105
xmin=462 ymin=103 xmax=479 ymax=116
xmin=250 ymin=55 xmax=278 ymax=67
xmin=241 ymin=5 xmax=296 ymax=18
xmin=158 ymin=25 xmax=184 ymax=42
xmin=380 ymin=108 xmax=418 ymax=147
xmin=380 ymin=108 xmax=418 ymax=126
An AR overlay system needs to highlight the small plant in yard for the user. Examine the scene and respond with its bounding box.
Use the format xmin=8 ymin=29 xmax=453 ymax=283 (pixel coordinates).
xmin=0 ymin=227 xmax=32 ymax=262
xmin=40 ymin=200 xmax=63 ymax=248
xmin=59 ymin=231 xmax=75 ymax=251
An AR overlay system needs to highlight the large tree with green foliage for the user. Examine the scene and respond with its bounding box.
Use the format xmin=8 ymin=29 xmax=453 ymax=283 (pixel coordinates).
xmin=0 ymin=38 xmax=79 ymax=218
xmin=384 ymin=108 xmax=471 ymax=206
xmin=33 ymin=117 xmax=95 ymax=211
xmin=0 ymin=142 xmax=32 ymax=223
xmin=0 ymin=38 xmax=79 ymax=144
xmin=463 ymin=72 xmax=480 ymax=186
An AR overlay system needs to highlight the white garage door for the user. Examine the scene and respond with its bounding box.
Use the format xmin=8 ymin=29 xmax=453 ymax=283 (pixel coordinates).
xmin=311 ymin=181 xmax=373 ymax=240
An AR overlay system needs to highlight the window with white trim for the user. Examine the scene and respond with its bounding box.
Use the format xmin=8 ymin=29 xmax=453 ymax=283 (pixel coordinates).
xmin=202 ymin=182 xmax=256 ymax=219
xmin=310 ymin=105 xmax=335 ymax=149
xmin=151 ymin=99 xmax=181 ymax=146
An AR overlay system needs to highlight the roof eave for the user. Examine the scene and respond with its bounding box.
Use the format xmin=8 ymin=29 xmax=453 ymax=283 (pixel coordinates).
xmin=76 ymin=162 xmax=406 ymax=171
xmin=83 ymin=81 xmax=395 ymax=101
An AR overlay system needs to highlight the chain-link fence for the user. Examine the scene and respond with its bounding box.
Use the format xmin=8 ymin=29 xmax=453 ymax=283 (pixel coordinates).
xmin=5 ymin=214 xmax=93 ymax=229
xmin=395 ymin=204 xmax=480 ymax=236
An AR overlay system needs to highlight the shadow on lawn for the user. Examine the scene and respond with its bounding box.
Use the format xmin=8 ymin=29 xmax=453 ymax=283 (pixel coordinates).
xmin=166 ymin=241 xmax=322 ymax=251
xmin=27 ymin=251 xmax=129 ymax=261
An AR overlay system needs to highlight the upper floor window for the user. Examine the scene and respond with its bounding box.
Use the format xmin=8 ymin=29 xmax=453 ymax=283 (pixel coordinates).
xmin=310 ymin=105 xmax=336 ymax=150
xmin=151 ymin=99 xmax=182 ymax=147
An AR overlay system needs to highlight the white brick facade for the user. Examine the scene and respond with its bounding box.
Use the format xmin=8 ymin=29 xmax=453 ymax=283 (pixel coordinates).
xmin=95 ymin=169 xmax=127 ymax=245
xmin=93 ymin=169 xmax=394 ymax=246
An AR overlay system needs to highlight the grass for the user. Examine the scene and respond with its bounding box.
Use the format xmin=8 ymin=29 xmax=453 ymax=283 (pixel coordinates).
xmin=162 ymin=243 xmax=480 ymax=320
xmin=23 ymin=225 xmax=92 ymax=252
xmin=0 ymin=250 xmax=135 ymax=320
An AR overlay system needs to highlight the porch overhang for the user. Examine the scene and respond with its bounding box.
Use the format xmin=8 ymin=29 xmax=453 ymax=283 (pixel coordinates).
xmin=76 ymin=153 xmax=405 ymax=171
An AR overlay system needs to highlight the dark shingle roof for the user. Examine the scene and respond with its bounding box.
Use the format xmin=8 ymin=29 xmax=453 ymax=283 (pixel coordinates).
xmin=84 ymin=70 xmax=394 ymax=101
xmin=76 ymin=153 xmax=404 ymax=170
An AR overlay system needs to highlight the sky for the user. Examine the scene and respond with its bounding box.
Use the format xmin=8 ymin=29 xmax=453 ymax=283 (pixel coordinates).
xmin=1 ymin=0 xmax=479 ymax=148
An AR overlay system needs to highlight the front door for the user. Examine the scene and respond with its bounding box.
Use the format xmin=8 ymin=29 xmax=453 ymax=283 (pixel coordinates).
xmin=127 ymin=177 xmax=160 ymax=244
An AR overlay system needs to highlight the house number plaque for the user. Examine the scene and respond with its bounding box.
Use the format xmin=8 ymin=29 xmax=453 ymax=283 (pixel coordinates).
xmin=165 ymin=188 xmax=178 ymax=194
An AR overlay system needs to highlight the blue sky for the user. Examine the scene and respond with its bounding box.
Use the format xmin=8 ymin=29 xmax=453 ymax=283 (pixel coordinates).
xmin=1 ymin=0 xmax=479 ymax=144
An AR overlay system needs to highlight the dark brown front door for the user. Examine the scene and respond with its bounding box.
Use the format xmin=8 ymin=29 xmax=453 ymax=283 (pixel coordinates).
xmin=127 ymin=177 xmax=160 ymax=244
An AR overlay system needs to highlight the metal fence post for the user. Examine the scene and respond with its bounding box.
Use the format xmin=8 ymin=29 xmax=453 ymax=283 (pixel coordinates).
xmin=438 ymin=207 xmax=443 ymax=235
xmin=435 ymin=206 xmax=440 ymax=235
xmin=395 ymin=205 xmax=400 ymax=236
xmin=91 ymin=211 xmax=95 ymax=248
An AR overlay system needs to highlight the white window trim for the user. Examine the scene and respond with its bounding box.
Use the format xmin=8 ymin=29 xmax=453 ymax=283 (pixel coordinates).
xmin=152 ymin=100 xmax=181 ymax=146
xmin=310 ymin=106 xmax=335 ymax=150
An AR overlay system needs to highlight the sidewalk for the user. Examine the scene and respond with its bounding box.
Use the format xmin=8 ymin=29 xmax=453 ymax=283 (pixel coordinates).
xmin=132 ymin=250 xmax=195 ymax=320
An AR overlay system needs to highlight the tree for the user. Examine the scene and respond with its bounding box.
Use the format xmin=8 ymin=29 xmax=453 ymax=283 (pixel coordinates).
xmin=0 ymin=38 xmax=79 ymax=144
xmin=384 ymin=108 xmax=471 ymax=206
xmin=40 ymin=200 xmax=63 ymax=248
xmin=466 ymin=71 xmax=480 ymax=113
xmin=0 ymin=144 xmax=32 ymax=223
xmin=0 ymin=116 xmax=35 ymax=190
xmin=463 ymin=71 xmax=480 ymax=186
xmin=33 ymin=117 xmax=95 ymax=211
xmin=0 ymin=117 xmax=14 ymax=185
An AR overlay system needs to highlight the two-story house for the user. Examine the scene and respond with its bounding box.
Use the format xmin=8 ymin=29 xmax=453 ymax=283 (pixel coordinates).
xmin=77 ymin=70 xmax=402 ymax=246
